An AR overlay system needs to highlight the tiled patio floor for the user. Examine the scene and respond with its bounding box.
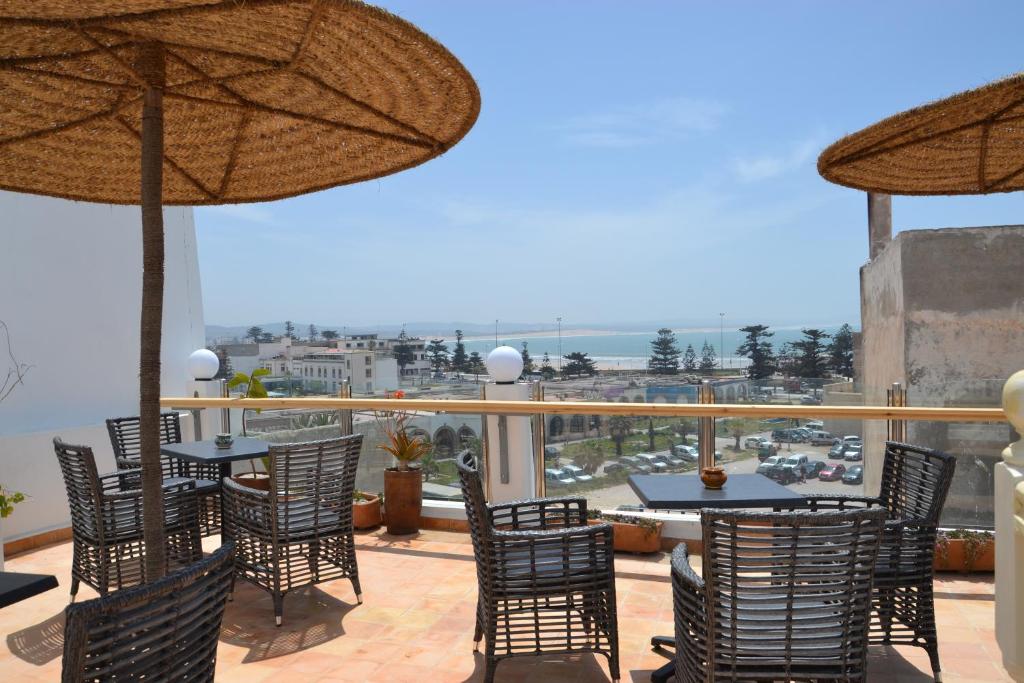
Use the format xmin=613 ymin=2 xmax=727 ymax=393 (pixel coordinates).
xmin=1 ymin=529 xmax=1010 ymax=682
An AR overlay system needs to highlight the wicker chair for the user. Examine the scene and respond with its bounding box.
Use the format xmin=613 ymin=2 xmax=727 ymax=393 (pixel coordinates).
xmin=795 ymin=441 xmax=957 ymax=681
xmin=221 ymin=434 xmax=363 ymax=625
xmin=53 ymin=438 xmax=203 ymax=599
xmin=61 ymin=542 xmax=235 ymax=682
xmin=671 ymin=508 xmax=887 ymax=683
xmin=456 ymin=450 xmax=620 ymax=683
xmin=106 ymin=413 xmax=222 ymax=536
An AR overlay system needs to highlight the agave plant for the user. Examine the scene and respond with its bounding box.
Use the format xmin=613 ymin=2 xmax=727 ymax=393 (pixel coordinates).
xmin=374 ymin=391 xmax=431 ymax=471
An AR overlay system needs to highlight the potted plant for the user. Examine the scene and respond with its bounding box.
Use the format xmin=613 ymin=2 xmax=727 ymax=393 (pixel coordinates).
xmin=0 ymin=485 xmax=26 ymax=571
xmin=376 ymin=390 xmax=430 ymax=535
xmin=934 ymin=529 xmax=995 ymax=572
xmin=227 ymin=368 xmax=271 ymax=490
xmin=353 ymin=491 xmax=383 ymax=529
xmin=588 ymin=510 xmax=664 ymax=553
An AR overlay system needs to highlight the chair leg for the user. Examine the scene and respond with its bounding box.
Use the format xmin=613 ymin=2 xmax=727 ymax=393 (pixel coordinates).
xmin=875 ymin=586 xmax=895 ymax=644
xmin=483 ymin=656 xmax=498 ymax=683
xmin=608 ymin=649 xmax=620 ymax=683
xmin=69 ymin=576 xmax=80 ymax=603
xmin=919 ymin=587 xmax=942 ymax=681
xmin=307 ymin=541 xmax=320 ymax=582
xmin=473 ymin=600 xmax=483 ymax=650
xmin=272 ymin=592 xmax=284 ymax=627
xmin=350 ymin=575 xmax=362 ymax=604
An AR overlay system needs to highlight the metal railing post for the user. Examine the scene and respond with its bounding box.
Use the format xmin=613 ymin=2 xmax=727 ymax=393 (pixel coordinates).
xmin=887 ymin=382 xmax=907 ymax=443
xmin=532 ymin=380 xmax=546 ymax=497
xmin=338 ymin=379 xmax=353 ymax=436
xmin=219 ymin=378 xmax=231 ymax=434
xmin=480 ymin=384 xmax=491 ymax=500
xmin=698 ymin=380 xmax=716 ymax=470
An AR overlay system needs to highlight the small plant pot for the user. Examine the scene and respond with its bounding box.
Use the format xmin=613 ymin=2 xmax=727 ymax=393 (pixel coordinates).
xmin=231 ymin=473 xmax=271 ymax=491
xmin=353 ymin=493 xmax=383 ymax=530
xmin=591 ymin=519 xmax=664 ymax=553
xmin=384 ymin=467 xmax=422 ymax=535
xmin=934 ymin=538 xmax=995 ymax=572
xmin=700 ymin=466 xmax=727 ymax=490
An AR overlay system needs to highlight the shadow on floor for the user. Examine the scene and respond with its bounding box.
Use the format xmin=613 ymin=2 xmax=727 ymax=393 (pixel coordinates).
xmin=6 ymin=610 xmax=65 ymax=665
xmin=218 ymin=583 xmax=357 ymax=663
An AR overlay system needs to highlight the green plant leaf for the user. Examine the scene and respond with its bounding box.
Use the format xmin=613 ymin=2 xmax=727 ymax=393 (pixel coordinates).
xmin=227 ymin=372 xmax=249 ymax=388
xmin=251 ymin=368 xmax=271 ymax=378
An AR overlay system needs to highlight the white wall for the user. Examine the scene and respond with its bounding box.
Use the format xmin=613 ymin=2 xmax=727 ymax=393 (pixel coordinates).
xmin=0 ymin=191 xmax=204 ymax=541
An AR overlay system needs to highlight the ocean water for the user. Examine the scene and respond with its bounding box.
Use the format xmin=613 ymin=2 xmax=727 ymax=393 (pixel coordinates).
xmin=460 ymin=326 xmax=846 ymax=370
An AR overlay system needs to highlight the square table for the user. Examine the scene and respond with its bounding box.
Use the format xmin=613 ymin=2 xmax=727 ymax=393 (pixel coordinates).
xmin=628 ymin=473 xmax=806 ymax=510
xmin=0 ymin=572 xmax=58 ymax=608
xmin=627 ymin=473 xmax=807 ymax=683
xmin=161 ymin=437 xmax=270 ymax=544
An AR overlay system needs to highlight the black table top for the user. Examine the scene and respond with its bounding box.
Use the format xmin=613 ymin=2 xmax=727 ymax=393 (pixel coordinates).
xmin=628 ymin=473 xmax=806 ymax=510
xmin=161 ymin=437 xmax=269 ymax=464
xmin=0 ymin=571 xmax=58 ymax=608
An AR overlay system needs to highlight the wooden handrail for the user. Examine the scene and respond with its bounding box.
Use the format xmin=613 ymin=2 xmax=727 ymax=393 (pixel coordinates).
xmin=160 ymin=396 xmax=1006 ymax=423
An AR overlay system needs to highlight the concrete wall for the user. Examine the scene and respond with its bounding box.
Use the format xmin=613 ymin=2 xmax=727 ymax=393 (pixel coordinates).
xmin=860 ymin=226 xmax=1024 ymax=523
xmin=0 ymin=192 xmax=204 ymax=542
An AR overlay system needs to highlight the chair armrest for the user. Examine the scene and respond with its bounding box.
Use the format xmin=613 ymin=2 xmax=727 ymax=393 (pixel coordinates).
xmin=671 ymin=544 xmax=704 ymax=592
xmin=488 ymin=496 xmax=588 ymax=531
xmin=98 ymin=472 xmax=195 ymax=499
xmin=222 ymin=476 xmax=273 ymax=537
xmin=797 ymin=495 xmax=885 ymax=511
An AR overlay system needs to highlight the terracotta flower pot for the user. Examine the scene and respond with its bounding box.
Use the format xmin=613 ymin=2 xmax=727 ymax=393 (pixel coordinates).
xmin=353 ymin=493 xmax=383 ymax=530
xmin=590 ymin=519 xmax=664 ymax=553
xmin=384 ymin=467 xmax=422 ymax=535
xmin=231 ymin=472 xmax=271 ymax=491
xmin=934 ymin=538 xmax=995 ymax=572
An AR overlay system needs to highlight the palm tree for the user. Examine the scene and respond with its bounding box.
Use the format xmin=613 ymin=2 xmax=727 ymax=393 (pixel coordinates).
xmin=608 ymin=416 xmax=633 ymax=456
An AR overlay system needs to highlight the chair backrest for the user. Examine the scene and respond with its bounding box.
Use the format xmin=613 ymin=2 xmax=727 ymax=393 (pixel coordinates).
xmin=878 ymin=441 xmax=956 ymax=525
xmin=53 ymin=438 xmax=103 ymax=541
xmin=700 ymin=508 xmax=887 ymax=681
xmin=106 ymin=413 xmax=182 ymax=477
xmin=455 ymin=450 xmax=493 ymax=592
xmin=268 ymin=435 xmax=363 ymax=533
xmin=61 ymin=542 xmax=235 ymax=682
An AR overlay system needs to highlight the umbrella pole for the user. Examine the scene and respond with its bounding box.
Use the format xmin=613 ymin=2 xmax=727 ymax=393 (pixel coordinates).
xmin=139 ymin=43 xmax=167 ymax=582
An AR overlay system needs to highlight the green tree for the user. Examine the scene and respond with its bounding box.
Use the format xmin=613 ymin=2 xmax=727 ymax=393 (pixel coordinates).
xmin=539 ymin=352 xmax=556 ymax=380
xmin=258 ymin=332 xmax=273 ymax=343
xmin=682 ymin=344 xmax=697 ymax=372
xmin=608 ymin=415 xmax=633 ymax=456
xmin=426 ymin=338 xmax=450 ymax=372
xmin=520 ymin=341 xmax=534 ymax=377
xmin=776 ymin=341 xmax=799 ymax=377
xmin=699 ymin=341 xmax=717 ymax=373
xmin=393 ymin=329 xmax=416 ymax=376
xmin=562 ymin=351 xmax=597 ymax=377
xmin=792 ymin=328 xmax=831 ymax=378
xmin=737 ymin=324 xmax=776 ymax=379
xmin=321 ymin=329 xmax=339 ymax=341
xmin=308 ymin=324 xmax=318 ymax=341
xmin=647 ymin=417 xmax=656 ymax=450
xmin=573 ymin=448 xmax=606 ymax=475
xmin=648 ymin=328 xmax=681 ymax=375
xmin=246 ymin=326 xmax=263 ymax=343
xmin=451 ymin=329 xmax=468 ymax=372
xmin=466 ymin=351 xmax=486 ymax=379
xmin=828 ymin=323 xmax=855 ymax=378
xmin=284 ymin=320 xmax=295 ymax=338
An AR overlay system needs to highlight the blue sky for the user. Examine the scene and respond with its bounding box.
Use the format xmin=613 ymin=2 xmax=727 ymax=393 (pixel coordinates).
xmin=195 ymin=1 xmax=1024 ymax=330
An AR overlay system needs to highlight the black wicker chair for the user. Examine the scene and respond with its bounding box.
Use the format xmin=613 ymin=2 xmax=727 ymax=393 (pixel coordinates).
xmin=796 ymin=441 xmax=957 ymax=681
xmin=106 ymin=413 xmax=222 ymax=536
xmin=456 ymin=450 xmax=620 ymax=683
xmin=61 ymin=542 xmax=235 ymax=682
xmin=221 ymin=434 xmax=363 ymax=625
xmin=53 ymin=437 xmax=203 ymax=599
xmin=671 ymin=508 xmax=887 ymax=683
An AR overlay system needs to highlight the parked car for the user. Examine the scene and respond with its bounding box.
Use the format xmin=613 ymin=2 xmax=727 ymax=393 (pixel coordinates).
xmin=808 ymin=430 xmax=834 ymax=446
xmin=757 ymin=443 xmax=779 ymax=461
xmin=818 ymin=462 xmax=847 ymax=481
xmin=805 ymin=420 xmax=824 ymax=430
xmin=543 ymin=446 xmax=559 ymax=460
xmin=842 ymin=435 xmax=863 ymax=445
xmin=843 ymin=444 xmax=864 ymax=462
xmin=842 ymin=465 xmax=864 ymax=485
xmin=756 ymin=455 xmax=784 ymax=475
xmin=744 ymin=436 xmax=769 ymax=450
xmin=800 ymin=395 xmax=821 ymax=405
xmin=603 ymin=462 xmax=625 ymax=475
xmin=780 ymin=454 xmax=815 ymax=477
xmin=805 ymin=460 xmax=827 ymax=478
xmin=828 ymin=443 xmax=846 ymax=459
xmin=545 ymin=468 xmax=575 ymax=486
xmin=766 ymin=465 xmax=799 ymax=485
xmin=772 ymin=428 xmax=806 ymax=443
xmin=658 ymin=454 xmax=686 ymax=468
xmin=673 ymin=444 xmax=698 ymax=460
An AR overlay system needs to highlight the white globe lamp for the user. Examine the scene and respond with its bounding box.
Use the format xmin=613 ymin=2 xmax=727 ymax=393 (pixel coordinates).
xmin=187 ymin=348 xmax=220 ymax=381
xmin=486 ymin=346 xmax=524 ymax=384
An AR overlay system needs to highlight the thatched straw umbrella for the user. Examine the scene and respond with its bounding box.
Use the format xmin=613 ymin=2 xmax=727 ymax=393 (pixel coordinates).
xmin=818 ymin=73 xmax=1024 ymax=195
xmin=0 ymin=0 xmax=479 ymax=580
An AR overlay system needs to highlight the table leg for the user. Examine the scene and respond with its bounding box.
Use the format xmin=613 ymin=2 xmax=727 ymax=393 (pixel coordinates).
xmin=650 ymin=635 xmax=674 ymax=683
xmin=219 ymin=462 xmax=232 ymax=545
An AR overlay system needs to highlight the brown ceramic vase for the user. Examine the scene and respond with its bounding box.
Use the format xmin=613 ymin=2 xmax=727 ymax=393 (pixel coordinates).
xmin=700 ymin=466 xmax=727 ymax=490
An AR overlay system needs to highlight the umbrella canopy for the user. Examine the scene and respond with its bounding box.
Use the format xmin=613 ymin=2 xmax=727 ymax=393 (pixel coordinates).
xmin=818 ymin=73 xmax=1024 ymax=195
xmin=0 ymin=0 xmax=480 ymax=204
xmin=0 ymin=0 xmax=478 ymax=582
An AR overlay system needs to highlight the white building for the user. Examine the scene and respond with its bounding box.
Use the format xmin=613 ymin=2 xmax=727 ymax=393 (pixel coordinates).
xmin=339 ymin=334 xmax=431 ymax=379
xmin=263 ymin=348 xmax=399 ymax=394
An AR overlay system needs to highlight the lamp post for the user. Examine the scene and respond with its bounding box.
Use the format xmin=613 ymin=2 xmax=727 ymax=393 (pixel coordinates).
xmin=186 ymin=348 xmax=225 ymax=439
xmin=557 ymin=316 xmax=562 ymax=377
xmin=483 ymin=346 xmax=533 ymax=501
xmin=719 ymin=313 xmax=724 ymax=371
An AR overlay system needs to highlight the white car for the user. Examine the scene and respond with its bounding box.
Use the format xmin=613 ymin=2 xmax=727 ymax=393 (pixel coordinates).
xmin=560 ymin=464 xmax=591 ymax=481
xmin=673 ymin=444 xmax=698 ymax=460
xmin=744 ymin=436 xmax=768 ymax=450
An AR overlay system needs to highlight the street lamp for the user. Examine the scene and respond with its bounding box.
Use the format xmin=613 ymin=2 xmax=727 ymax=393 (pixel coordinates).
xmin=719 ymin=313 xmax=724 ymax=371
xmin=187 ymin=348 xmax=227 ymax=438
xmin=556 ymin=316 xmax=562 ymax=377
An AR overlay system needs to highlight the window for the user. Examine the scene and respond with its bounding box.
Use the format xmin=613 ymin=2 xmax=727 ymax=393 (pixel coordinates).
xmin=365 ymin=368 xmax=372 ymax=378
